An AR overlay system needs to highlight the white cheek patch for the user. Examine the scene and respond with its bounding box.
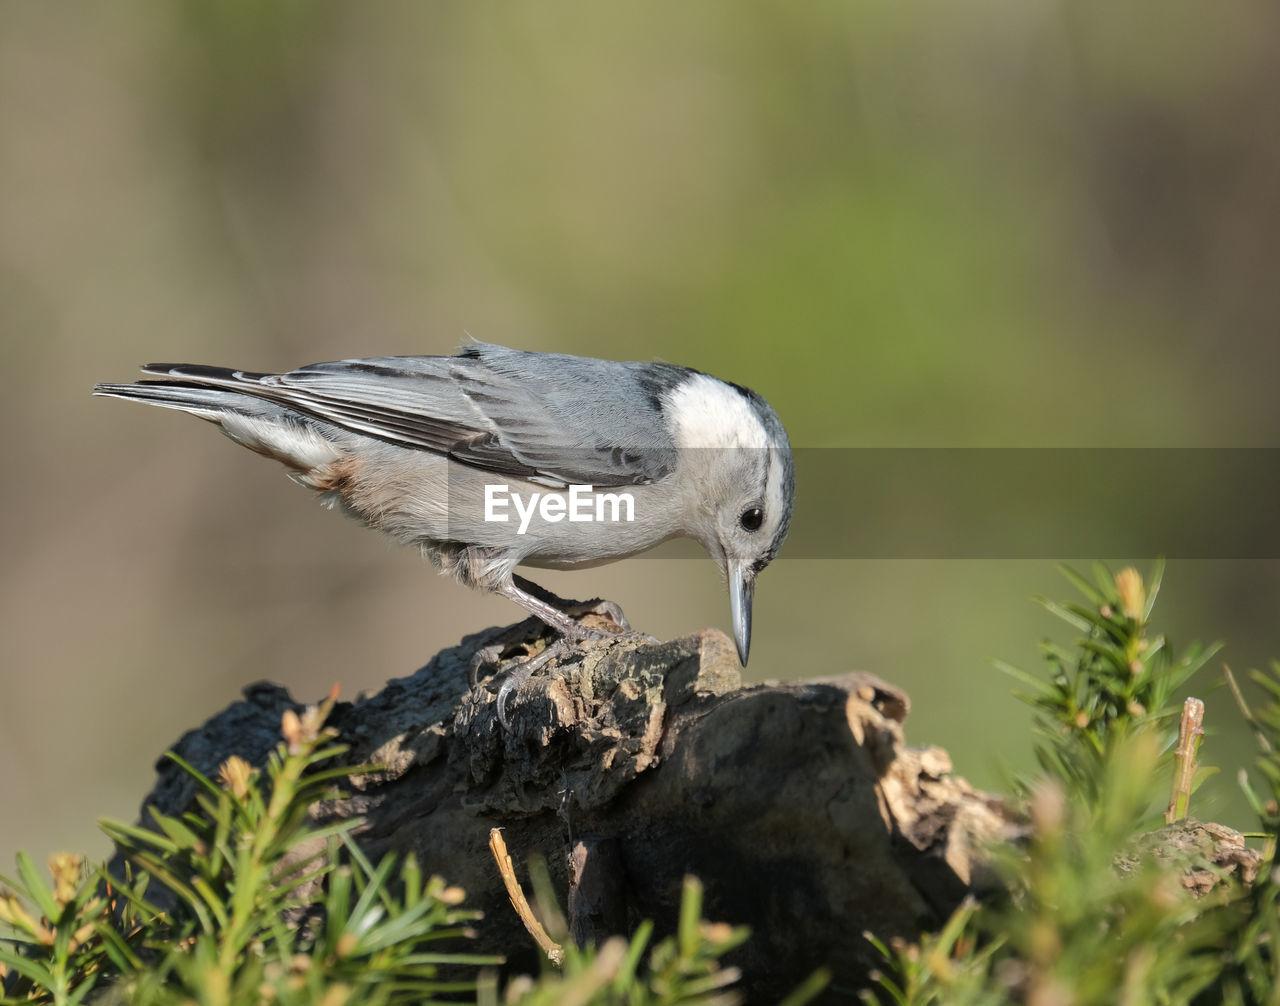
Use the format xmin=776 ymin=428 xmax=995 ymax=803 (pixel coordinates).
xmin=666 ymin=374 xmax=771 ymax=451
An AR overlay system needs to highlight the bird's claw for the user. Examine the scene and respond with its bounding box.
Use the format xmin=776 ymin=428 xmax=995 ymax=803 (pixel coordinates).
xmin=578 ymin=597 xmax=631 ymax=632
xmin=496 ymin=640 xmax=566 ymax=729
xmin=493 ymin=627 xmax=664 ymax=729
xmin=467 ymin=642 xmax=505 ymax=688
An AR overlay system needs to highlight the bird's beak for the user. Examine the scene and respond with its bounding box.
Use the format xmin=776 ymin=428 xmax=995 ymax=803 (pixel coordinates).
xmin=728 ymin=559 xmax=754 ymax=666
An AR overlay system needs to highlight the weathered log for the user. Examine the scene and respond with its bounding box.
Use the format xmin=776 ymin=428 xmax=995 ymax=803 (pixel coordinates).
xmin=113 ymin=617 xmax=1023 ymax=1000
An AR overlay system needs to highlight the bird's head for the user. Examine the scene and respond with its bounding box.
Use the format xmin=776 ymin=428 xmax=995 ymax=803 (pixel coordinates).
xmin=663 ymin=373 xmax=794 ymax=665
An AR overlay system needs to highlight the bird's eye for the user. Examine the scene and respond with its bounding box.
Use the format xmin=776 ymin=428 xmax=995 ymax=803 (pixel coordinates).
xmin=739 ymin=507 xmax=764 ymax=532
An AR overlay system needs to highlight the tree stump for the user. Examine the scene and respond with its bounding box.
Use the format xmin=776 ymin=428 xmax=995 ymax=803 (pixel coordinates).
xmin=113 ymin=618 xmax=1023 ymax=1001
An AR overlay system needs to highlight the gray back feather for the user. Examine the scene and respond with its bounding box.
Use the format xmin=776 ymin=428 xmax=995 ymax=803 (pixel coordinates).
xmin=141 ymin=344 xmax=683 ymax=487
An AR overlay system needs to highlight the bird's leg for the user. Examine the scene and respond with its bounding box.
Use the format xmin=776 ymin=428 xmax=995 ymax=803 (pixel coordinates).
xmin=507 ymin=575 xmax=631 ymax=633
xmin=488 ymin=576 xmax=649 ymax=728
xmin=486 ymin=576 xmax=634 ymax=729
xmin=500 ymin=576 xmax=629 ymax=638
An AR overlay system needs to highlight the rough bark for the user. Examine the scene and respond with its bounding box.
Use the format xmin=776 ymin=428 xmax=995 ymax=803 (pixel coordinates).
xmin=113 ymin=617 xmax=1027 ymax=1001
xmin=1122 ymin=819 xmax=1262 ymax=895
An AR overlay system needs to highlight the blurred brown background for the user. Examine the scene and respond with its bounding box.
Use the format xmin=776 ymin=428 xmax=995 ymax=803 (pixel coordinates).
xmin=3 ymin=2 xmax=1279 ymax=869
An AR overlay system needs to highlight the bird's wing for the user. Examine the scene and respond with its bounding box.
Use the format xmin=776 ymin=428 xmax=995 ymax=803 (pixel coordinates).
xmin=141 ymin=345 xmax=678 ymax=487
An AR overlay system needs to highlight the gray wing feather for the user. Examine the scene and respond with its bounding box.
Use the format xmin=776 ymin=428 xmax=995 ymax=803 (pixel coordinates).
xmin=141 ymin=344 xmax=679 ymax=487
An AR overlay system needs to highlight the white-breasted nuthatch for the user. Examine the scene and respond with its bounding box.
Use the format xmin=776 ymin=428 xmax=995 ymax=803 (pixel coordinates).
xmin=94 ymin=343 xmax=794 ymax=668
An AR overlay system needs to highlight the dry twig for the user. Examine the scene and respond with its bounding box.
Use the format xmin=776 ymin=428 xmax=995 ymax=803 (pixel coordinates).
xmin=489 ymin=827 xmax=564 ymax=966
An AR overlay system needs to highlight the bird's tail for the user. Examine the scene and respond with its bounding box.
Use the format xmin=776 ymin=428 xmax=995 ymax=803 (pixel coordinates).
xmin=93 ymin=368 xmax=347 ymax=474
xmin=92 ymin=379 xmax=258 ymax=423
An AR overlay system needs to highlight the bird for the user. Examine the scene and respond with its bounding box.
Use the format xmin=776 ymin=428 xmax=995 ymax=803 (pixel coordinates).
xmin=94 ymin=343 xmax=794 ymax=678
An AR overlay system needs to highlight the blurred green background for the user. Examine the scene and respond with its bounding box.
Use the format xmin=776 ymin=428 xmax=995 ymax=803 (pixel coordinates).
xmin=2 ymin=2 xmax=1278 ymax=870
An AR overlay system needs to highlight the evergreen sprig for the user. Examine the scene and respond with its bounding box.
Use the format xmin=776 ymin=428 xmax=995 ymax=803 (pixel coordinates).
xmin=0 ymin=689 xmax=500 ymax=1006
xmin=996 ymin=560 xmax=1221 ymax=801
xmin=494 ymin=876 xmax=759 ymax=1006
xmin=866 ymin=562 xmax=1280 ymax=1005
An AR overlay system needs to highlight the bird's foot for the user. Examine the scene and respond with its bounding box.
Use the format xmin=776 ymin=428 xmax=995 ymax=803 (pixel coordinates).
xmin=481 ymin=579 xmax=657 ymax=728
xmin=508 ymin=575 xmax=631 ymax=636
xmin=493 ymin=625 xmax=666 ymax=729
xmin=557 ymin=597 xmax=631 ymax=636
xmin=467 ymin=609 xmax=632 ymax=696
xmin=467 ymin=642 xmax=506 ymax=689
xmin=496 ymin=638 xmax=568 ymax=729
xmin=555 ymin=597 xmax=662 ymax=651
